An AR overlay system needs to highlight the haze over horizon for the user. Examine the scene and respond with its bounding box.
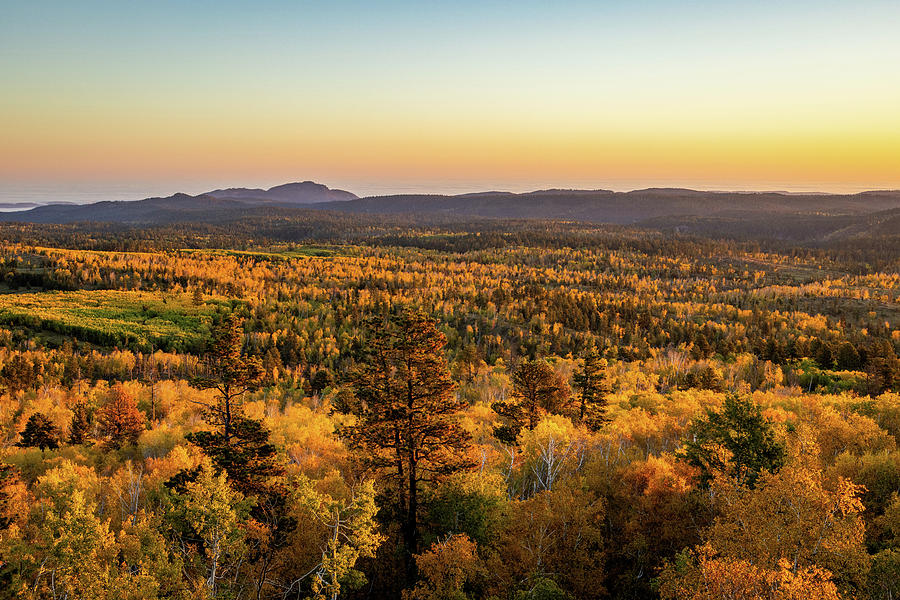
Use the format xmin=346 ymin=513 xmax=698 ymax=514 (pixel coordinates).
xmin=3 ymin=0 xmax=900 ymax=200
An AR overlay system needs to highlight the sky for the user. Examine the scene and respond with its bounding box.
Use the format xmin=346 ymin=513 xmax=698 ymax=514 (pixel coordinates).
xmin=2 ymin=0 xmax=899 ymax=202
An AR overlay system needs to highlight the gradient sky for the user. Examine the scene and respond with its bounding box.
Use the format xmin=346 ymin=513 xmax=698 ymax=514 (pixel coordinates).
xmin=2 ymin=0 xmax=900 ymax=200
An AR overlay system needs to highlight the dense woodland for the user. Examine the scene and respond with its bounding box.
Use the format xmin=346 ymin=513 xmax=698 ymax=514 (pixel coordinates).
xmin=0 ymin=218 xmax=899 ymax=599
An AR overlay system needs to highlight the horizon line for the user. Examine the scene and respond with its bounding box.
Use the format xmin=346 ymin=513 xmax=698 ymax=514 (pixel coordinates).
xmin=3 ymin=179 xmax=900 ymax=207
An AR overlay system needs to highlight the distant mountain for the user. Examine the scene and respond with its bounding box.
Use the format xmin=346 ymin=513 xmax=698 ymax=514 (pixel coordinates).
xmin=1 ymin=181 xmax=357 ymax=224
xmin=3 ymin=183 xmax=900 ymax=243
xmin=0 ymin=194 xmax=288 ymax=225
xmin=313 ymin=188 xmax=900 ymax=224
xmin=205 ymin=181 xmax=357 ymax=204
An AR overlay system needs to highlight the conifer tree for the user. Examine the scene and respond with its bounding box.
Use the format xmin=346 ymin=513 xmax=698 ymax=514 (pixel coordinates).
xmin=185 ymin=311 xmax=295 ymax=593
xmin=191 ymin=313 xmax=264 ymax=446
xmin=573 ymin=345 xmax=610 ymax=431
xmin=342 ymin=308 xmax=474 ymax=583
xmin=680 ymin=394 xmax=785 ymax=488
xmin=68 ymin=400 xmax=93 ymax=446
xmin=17 ymin=412 xmax=61 ymax=451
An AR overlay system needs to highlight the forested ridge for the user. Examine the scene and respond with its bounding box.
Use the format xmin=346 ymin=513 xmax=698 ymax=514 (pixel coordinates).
xmin=0 ymin=221 xmax=899 ymax=599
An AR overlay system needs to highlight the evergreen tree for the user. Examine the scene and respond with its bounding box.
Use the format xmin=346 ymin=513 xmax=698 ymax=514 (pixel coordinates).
xmin=865 ymin=341 xmax=900 ymax=395
xmin=835 ymin=341 xmax=861 ymax=371
xmin=187 ymin=417 xmax=283 ymax=496
xmin=680 ymin=394 xmax=785 ymax=488
xmin=573 ymin=345 xmax=610 ymax=431
xmin=68 ymin=400 xmax=93 ymax=446
xmin=310 ymin=369 xmax=334 ymax=396
xmin=342 ymin=308 xmax=474 ymax=584
xmin=185 ymin=311 xmax=295 ymax=594
xmin=191 ymin=313 xmax=264 ymax=446
xmin=17 ymin=412 xmax=61 ymax=451
xmin=455 ymin=343 xmax=482 ymax=383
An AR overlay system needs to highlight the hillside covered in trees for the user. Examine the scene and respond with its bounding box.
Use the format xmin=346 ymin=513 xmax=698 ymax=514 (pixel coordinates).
xmin=5 ymin=184 xmax=900 ymax=246
xmin=0 ymin=219 xmax=898 ymax=600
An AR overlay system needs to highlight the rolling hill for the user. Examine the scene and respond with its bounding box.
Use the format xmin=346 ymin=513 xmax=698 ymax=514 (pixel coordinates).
xmin=3 ymin=183 xmax=899 ymax=243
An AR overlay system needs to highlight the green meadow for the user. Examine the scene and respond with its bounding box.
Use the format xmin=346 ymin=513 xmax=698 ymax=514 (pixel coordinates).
xmin=0 ymin=290 xmax=211 ymax=351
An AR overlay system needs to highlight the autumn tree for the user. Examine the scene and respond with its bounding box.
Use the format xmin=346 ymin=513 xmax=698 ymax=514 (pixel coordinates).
xmin=96 ymin=384 xmax=146 ymax=449
xmin=493 ymin=486 xmax=605 ymax=599
xmin=0 ymin=462 xmax=23 ymax=531
xmin=573 ymin=345 xmax=610 ymax=431
xmin=680 ymin=393 xmax=785 ymax=487
xmin=17 ymin=412 xmax=61 ymax=451
xmin=169 ymin=459 xmax=247 ymax=597
xmin=342 ymin=309 xmax=474 ymax=583
xmin=404 ymin=534 xmax=483 ymax=600
xmin=660 ymin=433 xmax=869 ymax=599
xmin=298 ymin=478 xmax=384 ymax=600
xmin=8 ymin=462 xmax=115 ymax=599
xmin=493 ymin=359 xmax=569 ymax=444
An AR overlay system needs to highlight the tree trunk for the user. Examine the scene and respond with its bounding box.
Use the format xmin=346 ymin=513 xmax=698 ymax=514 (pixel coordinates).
xmin=404 ymin=452 xmax=418 ymax=584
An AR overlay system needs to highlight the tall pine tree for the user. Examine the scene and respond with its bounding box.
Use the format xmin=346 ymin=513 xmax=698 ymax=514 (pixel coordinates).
xmin=342 ymin=308 xmax=474 ymax=584
xmin=191 ymin=312 xmax=264 ymax=446
xmin=573 ymin=345 xmax=610 ymax=431
xmin=184 ymin=311 xmax=295 ymax=594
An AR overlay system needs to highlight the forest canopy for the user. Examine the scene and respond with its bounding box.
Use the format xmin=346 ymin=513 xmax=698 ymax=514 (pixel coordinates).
xmin=0 ymin=218 xmax=898 ymax=599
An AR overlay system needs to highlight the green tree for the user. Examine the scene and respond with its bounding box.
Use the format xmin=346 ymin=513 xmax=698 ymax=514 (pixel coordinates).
xmin=342 ymin=309 xmax=474 ymax=584
xmin=170 ymin=460 xmax=246 ymax=598
xmin=191 ymin=313 xmax=263 ymax=447
xmin=680 ymin=394 xmax=785 ymax=488
xmin=33 ymin=489 xmax=114 ymax=598
xmin=572 ymin=345 xmax=609 ymax=431
xmin=17 ymin=412 xmax=60 ymax=451
xmin=299 ymin=478 xmax=384 ymax=600
xmin=868 ymin=549 xmax=900 ymax=600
